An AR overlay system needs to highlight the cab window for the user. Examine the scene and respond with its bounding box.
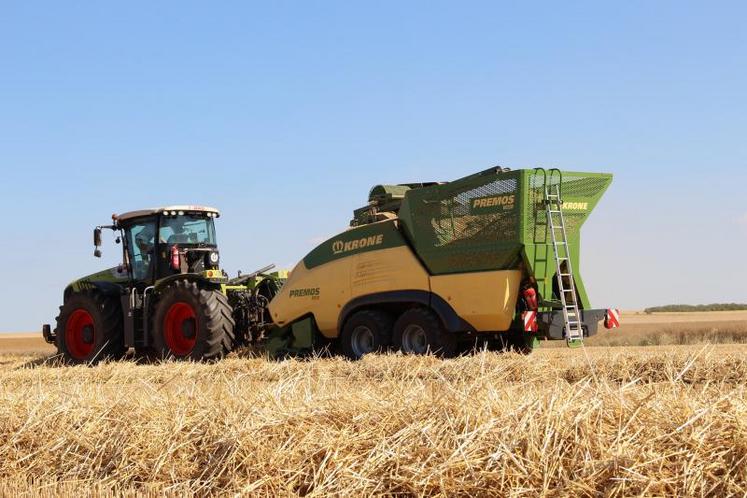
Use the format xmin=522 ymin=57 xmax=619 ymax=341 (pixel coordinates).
xmin=125 ymin=220 xmax=157 ymax=281
xmin=159 ymin=215 xmax=216 ymax=246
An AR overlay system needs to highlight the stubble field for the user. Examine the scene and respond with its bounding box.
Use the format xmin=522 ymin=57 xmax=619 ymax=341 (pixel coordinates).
xmin=1 ymin=311 xmax=746 ymax=497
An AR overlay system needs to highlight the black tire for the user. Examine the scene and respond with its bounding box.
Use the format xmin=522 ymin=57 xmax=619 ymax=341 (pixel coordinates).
xmin=54 ymin=291 xmax=126 ymax=365
xmin=500 ymin=330 xmax=534 ymax=355
xmin=151 ymin=280 xmax=235 ymax=361
xmin=340 ymin=309 xmax=393 ymax=360
xmin=392 ymin=307 xmax=457 ymax=358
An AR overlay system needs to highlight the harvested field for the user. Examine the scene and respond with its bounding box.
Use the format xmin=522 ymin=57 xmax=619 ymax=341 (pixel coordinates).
xmin=1 ymin=312 xmax=746 ymax=496
xmin=1 ymin=345 xmax=747 ymax=496
xmin=0 ymin=334 xmax=55 ymax=355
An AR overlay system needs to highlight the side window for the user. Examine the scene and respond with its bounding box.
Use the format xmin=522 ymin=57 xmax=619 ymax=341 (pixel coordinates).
xmin=126 ymin=220 xmax=157 ymax=281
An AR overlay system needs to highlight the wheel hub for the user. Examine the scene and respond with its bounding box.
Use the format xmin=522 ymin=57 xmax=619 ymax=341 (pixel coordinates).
xmin=181 ymin=318 xmax=196 ymax=339
xmin=402 ymin=324 xmax=428 ymax=354
xmin=64 ymin=309 xmax=95 ymax=360
xmin=164 ymin=302 xmax=198 ymax=356
xmin=81 ymin=325 xmax=94 ymax=344
xmin=351 ymin=325 xmax=375 ymax=357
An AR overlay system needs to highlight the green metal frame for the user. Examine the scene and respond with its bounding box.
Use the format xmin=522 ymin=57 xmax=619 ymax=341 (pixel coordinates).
xmin=518 ymin=169 xmax=612 ymax=310
xmin=394 ymin=166 xmax=612 ymax=312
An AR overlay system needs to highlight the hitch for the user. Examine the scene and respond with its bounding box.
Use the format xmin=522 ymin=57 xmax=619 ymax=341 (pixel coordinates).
xmin=42 ymin=323 xmax=56 ymax=344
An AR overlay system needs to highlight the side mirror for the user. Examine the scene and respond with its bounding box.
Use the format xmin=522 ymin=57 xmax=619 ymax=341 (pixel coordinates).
xmin=94 ymin=228 xmax=102 ymax=257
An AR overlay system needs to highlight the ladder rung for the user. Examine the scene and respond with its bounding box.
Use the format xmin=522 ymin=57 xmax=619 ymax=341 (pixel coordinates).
xmin=559 ymin=273 xmax=572 ymax=277
xmin=548 ymin=210 xmax=562 ymax=213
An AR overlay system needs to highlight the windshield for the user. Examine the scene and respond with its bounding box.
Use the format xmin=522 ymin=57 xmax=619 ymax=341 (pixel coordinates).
xmin=159 ymin=215 xmax=217 ymax=246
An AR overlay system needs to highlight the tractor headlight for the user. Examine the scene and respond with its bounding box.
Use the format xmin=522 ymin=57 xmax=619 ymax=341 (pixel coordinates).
xmin=207 ymin=251 xmax=220 ymax=267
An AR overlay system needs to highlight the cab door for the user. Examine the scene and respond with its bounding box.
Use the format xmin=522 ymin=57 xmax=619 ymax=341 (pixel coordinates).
xmin=123 ymin=218 xmax=158 ymax=285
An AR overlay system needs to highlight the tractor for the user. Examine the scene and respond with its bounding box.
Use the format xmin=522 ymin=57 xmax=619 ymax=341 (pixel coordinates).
xmin=42 ymin=206 xmax=284 ymax=363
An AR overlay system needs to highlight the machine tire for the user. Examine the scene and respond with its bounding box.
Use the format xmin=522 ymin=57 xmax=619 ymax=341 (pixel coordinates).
xmin=340 ymin=309 xmax=393 ymax=360
xmin=54 ymin=291 xmax=126 ymax=365
xmin=500 ymin=330 xmax=534 ymax=355
xmin=151 ymin=280 xmax=235 ymax=361
xmin=393 ymin=307 xmax=457 ymax=358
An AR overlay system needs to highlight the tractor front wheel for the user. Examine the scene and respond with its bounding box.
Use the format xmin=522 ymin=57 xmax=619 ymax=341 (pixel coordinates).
xmin=151 ymin=280 xmax=235 ymax=361
xmin=54 ymin=292 xmax=126 ymax=365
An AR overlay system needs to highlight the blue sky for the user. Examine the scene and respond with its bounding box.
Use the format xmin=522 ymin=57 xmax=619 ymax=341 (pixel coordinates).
xmin=1 ymin=1 xmax=745 ymax=331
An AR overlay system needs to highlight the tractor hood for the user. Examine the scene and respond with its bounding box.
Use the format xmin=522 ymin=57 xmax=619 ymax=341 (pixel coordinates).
xmin=66 ymin=266 xmax=130 ymax=295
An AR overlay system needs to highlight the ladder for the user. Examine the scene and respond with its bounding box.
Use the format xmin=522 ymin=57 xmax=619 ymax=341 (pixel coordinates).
xmin=544 ymin=178 xmax=584 ymax=345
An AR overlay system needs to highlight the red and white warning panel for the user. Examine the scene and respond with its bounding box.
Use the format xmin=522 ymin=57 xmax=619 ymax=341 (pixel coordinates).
xmin=604 ymin=308 xmax=620 ymax=329
xmin=522 ymin=310 xmax=538 ymax=333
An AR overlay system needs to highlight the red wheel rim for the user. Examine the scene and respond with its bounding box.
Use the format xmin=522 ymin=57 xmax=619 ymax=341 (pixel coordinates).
xmin=164 ymin=302 xmax=198 ymax=356
xmin=64 ymin=309 xmax=95 ymax=360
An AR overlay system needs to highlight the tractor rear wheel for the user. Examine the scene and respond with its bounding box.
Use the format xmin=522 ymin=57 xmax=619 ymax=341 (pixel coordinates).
xmin=340 ymin=309 xmax=393 ymax=360
xmin=151 ymin=280 xmax=235 ymax=361
xmin=393 ymin=307 xmax=457 ymax=358
xmin=54 ymin=292 xmax=126 ymax=365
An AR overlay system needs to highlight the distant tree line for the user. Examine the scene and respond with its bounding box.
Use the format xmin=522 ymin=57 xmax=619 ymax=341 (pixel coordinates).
xmin=644 ymin=303 xmax=747 ymax=313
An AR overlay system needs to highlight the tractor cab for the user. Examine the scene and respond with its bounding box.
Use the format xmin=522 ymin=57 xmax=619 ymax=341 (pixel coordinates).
xmin=101 ymin=206 xmax=222 ymax=285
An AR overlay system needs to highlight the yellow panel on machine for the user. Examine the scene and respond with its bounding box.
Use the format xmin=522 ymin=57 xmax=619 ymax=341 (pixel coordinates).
xmin=268 ymin=217 xmax=526 ymax=357
xmin=269 ymin=220 xmax=431 ymax=338
xmin=430 ymin=270 xmax=522 ymax=332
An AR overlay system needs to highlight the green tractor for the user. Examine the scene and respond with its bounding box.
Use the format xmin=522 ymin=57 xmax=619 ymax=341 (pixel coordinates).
xmin=42 ymin=206 xmax=284 ymax=364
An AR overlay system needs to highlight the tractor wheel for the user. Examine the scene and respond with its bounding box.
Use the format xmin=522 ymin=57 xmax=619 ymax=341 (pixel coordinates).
xmin=340 ymin=309 xmax=393 ymax=360
xmin=393 ymin=307 xmax=457 ymax=358
xmin=151 ymin=280 xmax=235 ymax=361
xmin=54 ymin=292 xmax=126 ymax=365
